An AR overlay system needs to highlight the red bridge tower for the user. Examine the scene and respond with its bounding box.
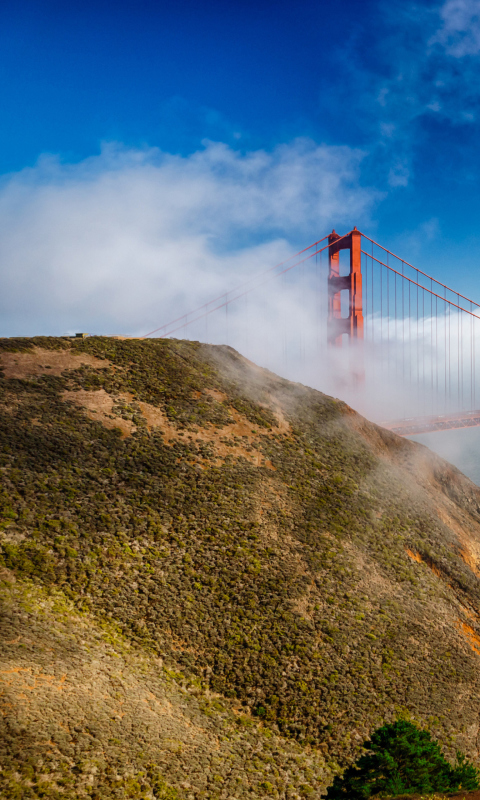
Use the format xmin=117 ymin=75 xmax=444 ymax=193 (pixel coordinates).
xmin=327 ymin=227 xmax=364 ymax=346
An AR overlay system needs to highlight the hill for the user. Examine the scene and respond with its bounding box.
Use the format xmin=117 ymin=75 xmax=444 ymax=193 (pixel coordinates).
xmin=2 ymin=336 xmax=480 ymax=799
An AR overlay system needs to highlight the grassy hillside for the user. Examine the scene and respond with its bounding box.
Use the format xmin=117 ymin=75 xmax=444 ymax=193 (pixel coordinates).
xmin=2 ymin=336 xmax=480 ymax=798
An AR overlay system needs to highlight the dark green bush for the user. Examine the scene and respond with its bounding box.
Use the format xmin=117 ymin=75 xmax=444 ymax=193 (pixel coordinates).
xmin=325 ymin=719 xmax=479 ymax=798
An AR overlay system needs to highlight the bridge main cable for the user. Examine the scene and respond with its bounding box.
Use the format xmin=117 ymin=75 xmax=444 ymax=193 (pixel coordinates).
xmin=362 ymin=251 xmax=480 ymax=319
xmin=142 ymin=233 xmax=350 ymax=339
xmin=362 ymin=233 xmax=480 ymax=310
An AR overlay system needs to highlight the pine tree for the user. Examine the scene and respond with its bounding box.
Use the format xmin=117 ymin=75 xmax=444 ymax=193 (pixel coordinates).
xmin=325 ymin=719 xmax=479 ymax=798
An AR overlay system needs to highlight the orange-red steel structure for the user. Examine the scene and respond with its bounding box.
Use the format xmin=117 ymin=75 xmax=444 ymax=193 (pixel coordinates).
xmin=327 ymin=227 xmax=363 ymax=346
xmin=381 ymin=410 xmax=480 ymax=436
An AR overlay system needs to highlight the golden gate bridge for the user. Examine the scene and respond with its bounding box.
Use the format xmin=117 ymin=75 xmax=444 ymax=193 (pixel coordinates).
xmin=142 ymin=228 xmax=480 ymax=435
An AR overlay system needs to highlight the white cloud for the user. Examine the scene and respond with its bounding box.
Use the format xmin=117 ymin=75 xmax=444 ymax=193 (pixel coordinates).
xmin=388 ymin=159 xmax=410 ymax=188
xmin=0 ymin=139 xmax=377 ymax=338
xmin=0 ymin=137 xmax=474 ymax=427
xmin=434 ymin=0 xmax=480 ymax=56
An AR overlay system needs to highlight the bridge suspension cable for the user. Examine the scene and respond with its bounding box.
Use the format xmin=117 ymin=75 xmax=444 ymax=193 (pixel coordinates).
xmin=362 ymin=252 xmax=480 ymax=320
xmin=361 ymin=240 xmax=480 ymax=427
xmin=142 ymin=234 xmax=347 ymax=339
xmin=362 ymin=233 xmax=480 ymax=311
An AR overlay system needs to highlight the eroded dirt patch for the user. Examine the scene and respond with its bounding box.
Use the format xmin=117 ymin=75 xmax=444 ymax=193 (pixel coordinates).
xmin=270 ymin=405 xmax=291 ymax=434
xmin=63 ymin=389 xmax=135 ymax=438
xmin=458 ymin=620 xmax=480 ymax=656
xmin=204 ymin=388 xmax=228 ymax=403
xmin=66 ymin=388 xmax=278 ymax=467
xmin=0 ymin=347 xmax=108 ymax=379
xmin=178 ymin=406 xmax=277 ymax=468
xmin=405 ymin=548 xmax=422 ymax=564
xmin=136 ymin=400 xmax=175 ymax=442
xmin=405 ymin=548 xmax=442 ymax=578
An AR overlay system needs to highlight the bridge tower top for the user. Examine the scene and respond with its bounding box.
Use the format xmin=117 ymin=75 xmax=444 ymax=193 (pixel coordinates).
xmin=327 ymin=227 xmax=363 ymax=347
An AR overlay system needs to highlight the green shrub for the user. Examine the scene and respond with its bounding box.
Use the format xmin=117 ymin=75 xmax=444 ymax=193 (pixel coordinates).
xmin=325 ymin=719 xmax=479 ymax=798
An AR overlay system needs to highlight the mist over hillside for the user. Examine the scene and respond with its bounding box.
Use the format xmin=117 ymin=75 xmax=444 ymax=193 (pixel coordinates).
xmin=2 ymin=336 xmax=480 ymax=799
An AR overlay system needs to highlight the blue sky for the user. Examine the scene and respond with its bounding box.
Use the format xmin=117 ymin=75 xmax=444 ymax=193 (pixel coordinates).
xmin=0 ymin=0 xmax=374 ymax=167
xmin=1 ymin=0 xmax=480 ymax=336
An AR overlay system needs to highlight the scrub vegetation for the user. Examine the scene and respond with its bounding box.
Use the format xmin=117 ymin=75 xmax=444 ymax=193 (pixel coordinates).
xmin=2 ymin=336 xmax=480 ymax=799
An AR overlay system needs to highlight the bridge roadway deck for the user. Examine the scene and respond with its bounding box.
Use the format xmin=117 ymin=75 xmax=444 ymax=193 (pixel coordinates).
xmin=381 ymin=410 xmax=480 ymax=436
